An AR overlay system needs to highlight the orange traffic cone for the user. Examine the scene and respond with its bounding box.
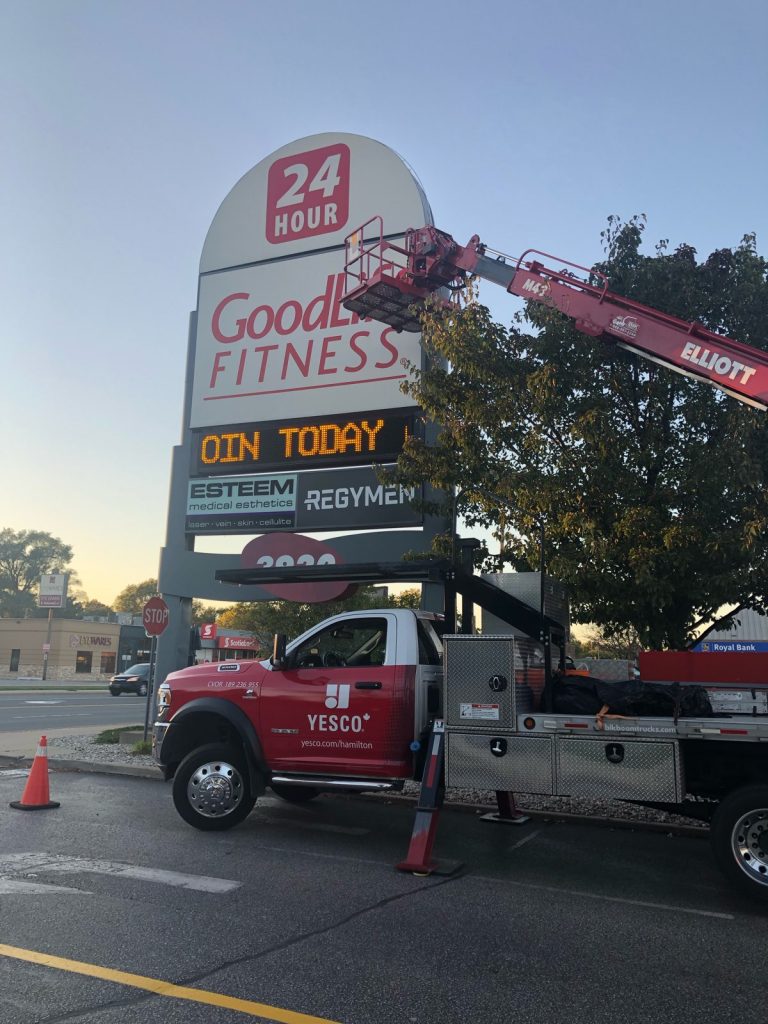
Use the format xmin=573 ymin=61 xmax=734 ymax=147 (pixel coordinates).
xmin=10 ymin=735 xmax=60 ymax=811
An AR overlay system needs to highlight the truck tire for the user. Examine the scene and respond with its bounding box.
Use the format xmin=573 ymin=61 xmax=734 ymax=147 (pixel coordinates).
xmin=710 ymin=784 xmax=768 ymax=900
xmin=271 ymin=783 xmax=320 ymax=803
xmin=172 ymin=744 xmax=256 ymax=831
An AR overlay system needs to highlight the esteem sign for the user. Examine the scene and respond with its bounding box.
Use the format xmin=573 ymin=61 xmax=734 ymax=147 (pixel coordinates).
xmin=185 ymin=466 xmax=422 ymax=535
xmin=191 ymin=409 xmax=415 ymax=476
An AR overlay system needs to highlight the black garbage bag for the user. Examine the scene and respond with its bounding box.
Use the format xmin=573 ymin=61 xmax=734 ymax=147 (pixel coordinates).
xmin=551 ymin=674 xmax=713 ymax=718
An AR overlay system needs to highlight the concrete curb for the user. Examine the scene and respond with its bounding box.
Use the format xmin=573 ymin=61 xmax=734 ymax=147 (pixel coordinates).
xmin=0 ymin=754 xmax=709 ymax=837
xmin=0 ymin=754 xmax=163 ymax=781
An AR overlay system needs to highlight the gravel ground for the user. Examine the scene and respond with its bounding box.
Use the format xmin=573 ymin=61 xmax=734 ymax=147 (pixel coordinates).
xmin=46 ymin=733 xmax=707 ymax=829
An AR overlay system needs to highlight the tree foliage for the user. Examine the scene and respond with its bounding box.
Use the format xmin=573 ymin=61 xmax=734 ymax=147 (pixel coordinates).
xmin=396 ymin=218 xmax=768 ymax=648
xmin=113 ymin=579 xmax=226 ymax=625
xmin=80 ymin=598 xmax=115 ymax=618
xmin=113 ymin=579 xmax=159 ymax=613
xmin=217 ymin=586 xmax=422 ymax=642
xmin=0 ymin=528 xmax=76 ymax=618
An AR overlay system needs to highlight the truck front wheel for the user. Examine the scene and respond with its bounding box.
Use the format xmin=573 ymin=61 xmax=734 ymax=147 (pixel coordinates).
xmin=711 ymin=784 xmax=768 ymax=900
xmin=172 ymin=744 xmax=256 ymax=831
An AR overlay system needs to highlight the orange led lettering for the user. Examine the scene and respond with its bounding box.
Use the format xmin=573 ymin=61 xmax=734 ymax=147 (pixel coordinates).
xmin=279 ymin=419 xmax=388 ymax=459
xmin=360 ymin=419 xmax=384 ymax=450
xmin=298 ymin=426 xmax=322 ymax=457
xmin=199 ymin=431 xmax=260 ymax=465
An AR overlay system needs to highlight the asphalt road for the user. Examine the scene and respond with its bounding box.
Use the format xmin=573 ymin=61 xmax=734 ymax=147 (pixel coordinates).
xmin=0 ymin=691 xmax=147 ymax=735
xmin=1 ymin=768 xmax=766 ymax=1024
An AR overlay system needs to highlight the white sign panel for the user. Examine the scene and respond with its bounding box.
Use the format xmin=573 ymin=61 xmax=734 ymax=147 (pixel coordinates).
xmin=191 ymin=249 xmax=421 ymax=427
xmin=38 ymin=573 xmax=68 ymax=608
xmin=199 ymin=132 xmax=432 ymax=273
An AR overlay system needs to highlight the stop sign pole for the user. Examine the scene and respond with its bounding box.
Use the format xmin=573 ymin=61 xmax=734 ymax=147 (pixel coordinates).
xmin=142 ymin=597 xmax=169 ymax=741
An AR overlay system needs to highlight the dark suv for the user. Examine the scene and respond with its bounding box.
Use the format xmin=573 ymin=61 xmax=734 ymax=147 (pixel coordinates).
xmin=109 ymin=662 xmax=150 ymax=697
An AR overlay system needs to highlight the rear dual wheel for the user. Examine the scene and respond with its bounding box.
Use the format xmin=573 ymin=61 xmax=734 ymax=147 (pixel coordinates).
xmin=711 ymin=785 xmax=768 ymax=900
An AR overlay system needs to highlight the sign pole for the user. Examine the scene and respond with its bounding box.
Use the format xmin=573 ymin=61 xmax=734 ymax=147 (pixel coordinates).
xmin=143 ymin=635 xmax=157 ymax=742
xmin=41 ymin=609 xmax=53 ymax=681
xmin=141 ymin=596 xmax=170 ymax=742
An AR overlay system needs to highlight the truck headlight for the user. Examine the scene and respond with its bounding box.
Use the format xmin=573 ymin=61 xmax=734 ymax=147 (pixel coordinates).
xmin=157 ymin=682 xmax=171 ymax=717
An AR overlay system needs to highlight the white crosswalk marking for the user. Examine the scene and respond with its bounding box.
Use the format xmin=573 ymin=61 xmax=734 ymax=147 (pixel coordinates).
xmin=0 ymin=879 xmax=86 ymax=895
xmin=0 ymin=853 xmax=241 ymax=894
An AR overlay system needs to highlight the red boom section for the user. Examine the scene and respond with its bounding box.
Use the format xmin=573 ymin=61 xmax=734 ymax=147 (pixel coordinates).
xmin=342 ymin=219 xmax=768 ymax=410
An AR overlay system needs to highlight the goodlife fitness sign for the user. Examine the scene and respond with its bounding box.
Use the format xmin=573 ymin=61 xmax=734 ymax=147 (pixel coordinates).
xmin=190 ymin=134 xmax=433 ymax=429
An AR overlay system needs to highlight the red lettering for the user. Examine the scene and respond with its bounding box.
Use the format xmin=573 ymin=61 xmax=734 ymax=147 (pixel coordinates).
xmin=246 ymin=305 xmax=274 ymax=340
xmin=253 ymin=345 xmax=279 ymax=382
xmin=212 ymin=293 xmax=249 ymax=343
xmin=375 ymin=328 xmax=399 ymax=369
xmin=275 ymin=300 xmax=302 ymax=335
xmin=329 ymin=273 xmax=351 ymax=328
xmin=210 ymin=350 xmax=230 ymax=387
xmin=302 ymin=275 xmax=335 ymax=332
xmin=282 ymin=340 xmax=314 ymax=378
xmin=345 ymin=330 xmax=369 ymax=372
xmin=318 ymin=335 xmax=341 ymax=375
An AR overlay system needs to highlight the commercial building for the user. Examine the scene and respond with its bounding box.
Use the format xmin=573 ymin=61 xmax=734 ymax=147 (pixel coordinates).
xmin=0 ymin=617 xmax=151 ymax=681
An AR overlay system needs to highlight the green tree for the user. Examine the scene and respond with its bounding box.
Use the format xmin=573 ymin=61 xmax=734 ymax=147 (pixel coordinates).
xmin=574 ymin=624 xmax=643 ymax=661
xmin=0 ymin=529 xmax=76 ymax=618
xmin=112 ymin=582 xmax=226 ymax=624
xmin=80 ymin=598 xmax=115 ymax=619
xmin=217 ymin=586 xmax=422 ymax=642
xmin=395 ymin=218 xmax=768 ymax=649
xmin=191 ymin=601 xmax=226 ymax=626
xmin=113 ymin=579 xmax=159 ymax=613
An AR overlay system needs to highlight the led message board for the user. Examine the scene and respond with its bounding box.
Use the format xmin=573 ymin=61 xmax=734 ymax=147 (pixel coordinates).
xmin=190 ymin=408 xmax=417 ymax=477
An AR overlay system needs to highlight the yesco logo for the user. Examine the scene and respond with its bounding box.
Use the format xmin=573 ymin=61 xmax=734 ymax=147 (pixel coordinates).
xmin=325 ymin=683 xmax=350 ymax=709
xmin=307 ymin=683 xmax=368 ymax=733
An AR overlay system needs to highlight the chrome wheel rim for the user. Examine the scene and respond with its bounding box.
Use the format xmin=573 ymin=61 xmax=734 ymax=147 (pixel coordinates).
xmin=731 ymin=807 xmax=768 ymax=886
xmin=188 ymin=760 xmax=243 ymax=819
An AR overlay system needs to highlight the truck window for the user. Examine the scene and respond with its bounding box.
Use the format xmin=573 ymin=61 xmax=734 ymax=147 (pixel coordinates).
xmin=292 ymin=618 xmax=389 ymax=669
xmin=417 ymin=619 xmax=442 ymax=666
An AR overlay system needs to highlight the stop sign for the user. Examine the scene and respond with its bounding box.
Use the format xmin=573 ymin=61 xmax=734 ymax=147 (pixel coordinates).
xmin=142 ymin=596 xmax=169 ymax=637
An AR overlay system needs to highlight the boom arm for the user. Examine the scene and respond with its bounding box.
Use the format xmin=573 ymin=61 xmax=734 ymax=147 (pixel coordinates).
xmin=342 ymin=217 xmax=768 ymax=410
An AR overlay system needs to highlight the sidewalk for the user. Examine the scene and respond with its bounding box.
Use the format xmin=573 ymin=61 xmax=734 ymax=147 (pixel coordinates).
xmin=0 ymin=724 xmax=163 ymax=780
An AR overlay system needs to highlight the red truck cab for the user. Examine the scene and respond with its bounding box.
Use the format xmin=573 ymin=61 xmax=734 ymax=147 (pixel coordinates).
xmin=153 ymin=609 xmax=444 ymax=830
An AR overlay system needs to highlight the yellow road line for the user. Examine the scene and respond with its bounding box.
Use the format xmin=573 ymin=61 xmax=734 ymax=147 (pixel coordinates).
xmin=0 ymin=943 xmax=343 ymax=1023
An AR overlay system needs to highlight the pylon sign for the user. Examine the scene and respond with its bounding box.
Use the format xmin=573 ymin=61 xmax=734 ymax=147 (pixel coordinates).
xmin=157 ymin=134 xmax=447 ymax=684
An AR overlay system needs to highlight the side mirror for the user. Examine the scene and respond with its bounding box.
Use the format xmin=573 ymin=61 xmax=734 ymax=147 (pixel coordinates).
xmin=271 ymin=633 xmax=287 ymax=669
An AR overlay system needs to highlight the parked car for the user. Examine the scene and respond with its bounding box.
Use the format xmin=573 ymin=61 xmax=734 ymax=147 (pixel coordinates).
xmin=109 ymin=662 xmax=150 ymax=697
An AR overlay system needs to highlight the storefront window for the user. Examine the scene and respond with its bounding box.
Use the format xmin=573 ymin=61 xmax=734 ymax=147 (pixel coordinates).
xmin=76 ymin=651 xmax=93 ymax=673
xmin=100 ymin=653 xmax=116 ymax=674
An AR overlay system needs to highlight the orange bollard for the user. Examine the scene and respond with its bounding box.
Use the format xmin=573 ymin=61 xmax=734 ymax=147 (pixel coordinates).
xmin=10 ymin=735 xmax=60 ymax=810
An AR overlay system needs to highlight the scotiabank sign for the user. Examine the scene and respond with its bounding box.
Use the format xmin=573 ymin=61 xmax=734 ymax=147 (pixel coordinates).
xmin=217 ymin=636 xmax=260 ymax=651
xmin=191 ymin=254 xmax=421 ymax=427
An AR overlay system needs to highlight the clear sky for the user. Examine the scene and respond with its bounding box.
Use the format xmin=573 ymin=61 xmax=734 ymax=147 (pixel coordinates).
xmin=1 ymin=0 xmax=766 ymax=605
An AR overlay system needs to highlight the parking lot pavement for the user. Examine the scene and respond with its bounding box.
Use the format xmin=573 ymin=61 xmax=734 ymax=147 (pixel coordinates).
xmin=1 ymin=769 xmax=766 ymax=1024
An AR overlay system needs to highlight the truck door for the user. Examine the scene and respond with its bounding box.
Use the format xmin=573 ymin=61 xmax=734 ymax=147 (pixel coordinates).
xmin=258 ymin=614 xmax=409 ymax=777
